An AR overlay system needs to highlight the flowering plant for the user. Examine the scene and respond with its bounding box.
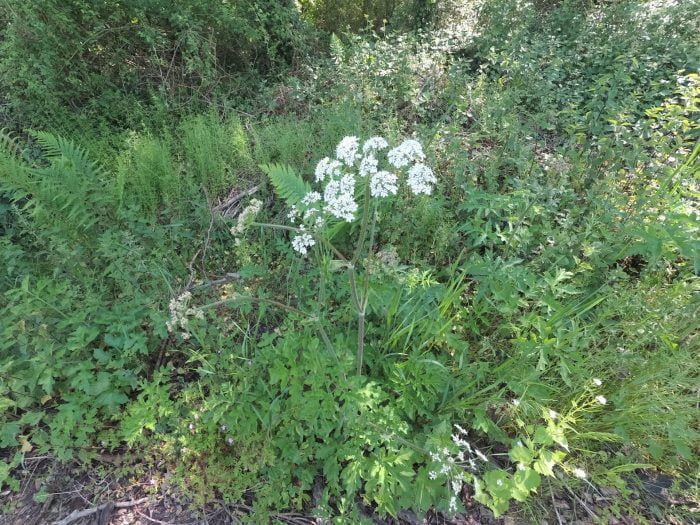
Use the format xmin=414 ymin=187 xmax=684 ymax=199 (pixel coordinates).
xmin=233 ymin=135 xmax=436 ymax=374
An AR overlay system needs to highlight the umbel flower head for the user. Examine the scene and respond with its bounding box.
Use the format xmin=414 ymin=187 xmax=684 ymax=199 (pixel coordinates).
xmin=289 ymin=136 xmax=435 ymax=255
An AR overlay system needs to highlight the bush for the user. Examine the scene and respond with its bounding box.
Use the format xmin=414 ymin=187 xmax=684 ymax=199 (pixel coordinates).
xmin=0 ymin=0 xmax=312 ymax=131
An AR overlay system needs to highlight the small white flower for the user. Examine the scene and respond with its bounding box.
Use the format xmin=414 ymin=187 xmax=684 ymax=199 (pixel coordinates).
xmin=406 ymin=163 xmax=436 ymax=195
xmin=595 ymin=395 xmax=607 ymax=405
xmin=512 ymin=398 xmax=521 ymax=407
xmin=451 ymin=480 xmax=462 ymax=494
xmin=301 ymin=191 xmax=322 ymax=206
xmin=291 ymin=233 xmax=316 ymax=255
xmin=387 ymin=139 xmax=425 ymax=168
xmin=303 ymin=208 xmax=319 ymax=221
xmin=231 ymin=198 xmax=263 ymax=236
xmin=430 ymin=452 xmax=440 ymax=462
xmin=362 ymin=136 xmax=389 ymax=154
xmin=573 ymin=468 xmax=587 ymax=479
xmin=474 ymin=449 xmax=488 ymax=462
xmin=496 ymin=479 xmax=503 ymax=486
xmin=220 ymin=424 xmax=227 ymax=432
xmin=226 ymin=437 xmax=234 ymax=445
xmin=549 ymin=409 xmax=559 ymax=420
xmin=359 ymin=155 xmax=378 ymax=177
xmin=448 ymin=496 xmax=457 ymax=513
xmin=428 ymin=471 xmax=437 ymax=480
xmin=517 ymin=463 xmax=526 ymax=471
xmin=315 ymin=157 xmax=342 ymax=183
xmin=370 ymin=170 xmax=398 ymax=197
xmin=592 ymin=378 xmax=602 ymax=387
xmin=336 ymin=136 xmax=360 ymax=166
xmin=324 ymin=173 xmax=358 ymax=221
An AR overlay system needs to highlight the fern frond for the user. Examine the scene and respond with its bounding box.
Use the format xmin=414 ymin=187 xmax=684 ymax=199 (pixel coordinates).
xmin=0 ymin=129 xmax=32 ymax=202
xmin=31 ymin=130 xmax=105 ymax=179
xmin=260 ymin=163 xmax=310 ymax=206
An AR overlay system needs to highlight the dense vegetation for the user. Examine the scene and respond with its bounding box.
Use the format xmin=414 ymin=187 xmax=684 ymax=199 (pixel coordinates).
xmin=1 ymin=0 xmax=698 ymax=522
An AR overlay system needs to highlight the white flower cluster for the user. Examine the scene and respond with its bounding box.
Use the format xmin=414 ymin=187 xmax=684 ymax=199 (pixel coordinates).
xmin=166 ymin=291 xmax=204 ymax=340
xmin=288 ymin=136 xmax=435 ymax=255
xmin=291 ymin=230 xmax=315 ymax=255
xmin=230 ymin=198 xmax=262 ymax=237
xmin=427 ymin=424 xmax=490 ymax=515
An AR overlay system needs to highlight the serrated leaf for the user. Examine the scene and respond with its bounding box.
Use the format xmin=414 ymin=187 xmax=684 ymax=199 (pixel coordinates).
xmin=260 ymin=163 xmax=310 ymax=206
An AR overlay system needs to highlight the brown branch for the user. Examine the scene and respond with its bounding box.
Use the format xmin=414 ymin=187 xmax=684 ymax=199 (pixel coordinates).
xmin=213 ymin=184 xmax=261 ymax=217
xmin=52 ymin=497 xmax=149 ymax=525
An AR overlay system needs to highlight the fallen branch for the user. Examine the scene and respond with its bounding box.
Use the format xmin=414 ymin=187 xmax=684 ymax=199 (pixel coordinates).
xmin=52 ymin=496 xmax=149 ymax=525
xmin=213 ymin=184 xmax=260 ymax=217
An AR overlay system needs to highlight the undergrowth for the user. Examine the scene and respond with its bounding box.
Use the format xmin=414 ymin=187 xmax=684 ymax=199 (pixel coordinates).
xmin=1 ymin=0 xmax=698 ymax=523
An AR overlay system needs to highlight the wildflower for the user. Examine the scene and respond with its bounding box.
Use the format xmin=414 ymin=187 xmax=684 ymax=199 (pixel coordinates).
xmin=448 ymin=496 xmax=458 ymax=513
xmin=292 ymin=232 xmax=316 ymax=255
xmin=226 ymin=437 xmax=234 ymax=445
xmin=370 ymin=170 xmax=398 ymax=197
xmin=167 ymin=291 xmax=201 ymax=337
xmin=512 ymin=398 xmax=521 ymax=407
xmin=454 ymin=424 xmax=468 ymax=435
xmin=387 ymin=139 xmax=425 ymax=168
xmin=287 ymin=205 xmax=299 ymax=222
xmin=474 ymin=449 xmax=488 ymax=462
xmin=406 ymin=163 xmax=437 ymax=195
xmin=451 ymin=480 xmax=462 ymax=494
xmin=336 ymin=136 xmax=360 ymax=166
xmin=315 ymin=157 xmax=342 ymax=183
xmin=595 ymin=395 xmax=607 ymax=405
xmin=428 ymin=471 xmax=437 ymax=480
xmin=592 ymin=378 xmax=602 ymax=387
xmin=231 ymin=198 xmax=263 ymax=236
xmin=324 ymin=173 xmax=358 ymax=221
xmin=301 ymin=191 xmax=322 ymax=206
xmin=359 ymin=154 xmax=378 ymax=177
xmin=362 ymin=136 xmax=389 ymax=154
xmin=430 ymin=452 xmax=440 ymax=462
xmin=220 ymin=424 xmax=227 ymax=432
xmin=573 ymin=468 xmax=587 ymax=479
xmin=549 ymin=409 xmax=559 ymax=420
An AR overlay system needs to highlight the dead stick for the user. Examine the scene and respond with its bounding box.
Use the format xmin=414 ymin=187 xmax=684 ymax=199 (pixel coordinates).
xmin=52 ymin=497 xmax=149 ymax=525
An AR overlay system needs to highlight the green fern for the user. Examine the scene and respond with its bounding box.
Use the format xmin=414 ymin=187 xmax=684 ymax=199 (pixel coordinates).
xmin=31 ymin=130 xmax=106 ymax=180
xmin=260 ymin=163 xmax=310 ymax=206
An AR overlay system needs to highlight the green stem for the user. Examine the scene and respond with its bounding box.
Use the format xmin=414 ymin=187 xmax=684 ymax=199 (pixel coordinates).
xmin=201 ymin=294 xmax=309 ymax=318
xmin=250 ymin=221 xmax=349 ymax=262
xmin=357 ymin=312 xmax=365 ymax=375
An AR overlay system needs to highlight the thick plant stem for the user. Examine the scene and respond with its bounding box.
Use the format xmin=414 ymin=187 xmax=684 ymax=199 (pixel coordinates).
xmin=357 ymin=312 xmax=365 ymax=375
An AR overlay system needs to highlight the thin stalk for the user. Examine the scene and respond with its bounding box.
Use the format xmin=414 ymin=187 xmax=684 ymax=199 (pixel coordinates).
xmin=352 ymin=176 xmax=373 ymax=265
xmin=201 ymin=295 xmax=310 ymax=318
xmin=250 ymin=221 xmax=349 ymax=262
xmin=357 ymin=313 xmax=365 ymax=375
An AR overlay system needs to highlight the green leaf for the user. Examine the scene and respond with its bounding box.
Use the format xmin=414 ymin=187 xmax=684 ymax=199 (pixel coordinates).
xmin=260 ymin=163 xmax=310 ymax=206
xmin=509 ymin=444 xmax=534 ymax=465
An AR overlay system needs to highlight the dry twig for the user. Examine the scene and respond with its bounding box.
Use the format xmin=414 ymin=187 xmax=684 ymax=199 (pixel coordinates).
xmin=52 ymin=496 xmax=149 ymax=525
